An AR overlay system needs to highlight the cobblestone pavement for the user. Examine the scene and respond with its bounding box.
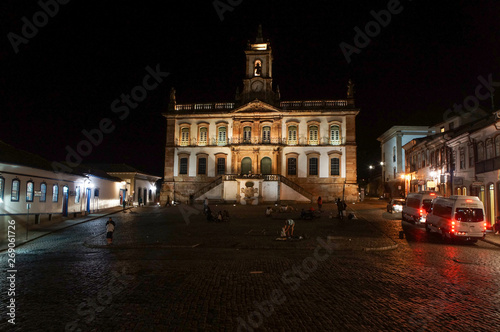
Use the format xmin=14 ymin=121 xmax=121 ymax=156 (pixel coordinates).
xmin=1 ymin=201 xmax=500 ymax=331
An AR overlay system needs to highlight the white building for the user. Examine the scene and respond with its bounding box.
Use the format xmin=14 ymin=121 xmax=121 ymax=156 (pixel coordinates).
xmin=377 ymin=126 xmax=432 ymax=197
xmin=160 ymin=27 xmax=359 ymax=204
xmin=0 ymin=141 xmax=126 ymax=237
xmin=101 ymin=164 xmax=161 ymax=206
xmin=403 ymin=111 xmax=500 ymax=228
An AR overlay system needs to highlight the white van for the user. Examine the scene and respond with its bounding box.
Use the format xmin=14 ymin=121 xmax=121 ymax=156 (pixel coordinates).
xmin=402 ymin=191 xmax=440 ymax=223
xmin=426 ymin=196 xmax=486 ymax=243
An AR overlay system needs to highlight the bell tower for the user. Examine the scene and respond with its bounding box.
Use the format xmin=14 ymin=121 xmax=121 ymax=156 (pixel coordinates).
xmin=238 ymin=25 xmax=279 ymax=106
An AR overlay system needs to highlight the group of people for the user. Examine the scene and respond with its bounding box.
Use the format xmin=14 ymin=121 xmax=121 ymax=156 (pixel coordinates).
xmin=203 ymin=197 xmax=229 ymax=222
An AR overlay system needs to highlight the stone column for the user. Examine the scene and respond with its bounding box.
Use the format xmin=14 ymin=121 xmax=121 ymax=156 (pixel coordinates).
xmin=253 ymin=148 xmax=259 ymax=174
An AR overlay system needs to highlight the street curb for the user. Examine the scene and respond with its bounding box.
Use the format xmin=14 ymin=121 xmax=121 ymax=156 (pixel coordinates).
xmin=363 ymin=244 xmax=399 ymax=251
xmin=0 ymin=208 xmax=131 ymax=252
xmin=480 ymin=238 xmax=500 ymax=248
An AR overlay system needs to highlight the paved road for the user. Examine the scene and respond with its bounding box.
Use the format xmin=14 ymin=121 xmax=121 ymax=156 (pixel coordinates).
xmin=1 ymin=201 xmax=499 ymax=331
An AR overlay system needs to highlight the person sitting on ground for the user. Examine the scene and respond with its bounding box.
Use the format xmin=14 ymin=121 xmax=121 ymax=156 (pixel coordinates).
xmin=217 ymin=211 xmax=223 ymax=222
xmin=284 ymin=219 xmax=295 ymax=237
xmin=266 ymin=207 xmax=273 ymax=217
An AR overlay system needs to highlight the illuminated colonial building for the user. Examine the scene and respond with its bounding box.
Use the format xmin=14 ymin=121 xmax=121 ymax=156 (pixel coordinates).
xmin=160 ymin=28 xmax=359 ymax=205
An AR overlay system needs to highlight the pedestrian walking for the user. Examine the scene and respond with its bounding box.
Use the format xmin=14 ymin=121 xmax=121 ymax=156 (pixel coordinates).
xmin=138 ymin=197 xmax=143 ymax=207
xmin=317 ymin=196 xmax=323 ymax=211
xmin=336 ymin=198 xmax=345 ymax=220
xmin=204 ymin=197 xmax=209 ymax=211
xmin=105 ymin=217 xmax=116 ymax=245
xmin=494 ymin=217 xmax=500 ymax=234
xmin=122 ymin=199 xmax=126 ymax=211
xmin=284 ymin=219 xmax=295 ymax=237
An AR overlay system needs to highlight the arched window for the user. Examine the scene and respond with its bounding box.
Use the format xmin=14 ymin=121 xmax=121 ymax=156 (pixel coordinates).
xmin=180 ymin=128 xmax=190 ymax=146
xmin=262 ymin=126 xmax=271 ymax=143
xmin=309 ymin=125 xmax=319 ymax=145
xmin=40 ymin=182 xmax=47 ymax=202
xmin=477 ymin=142 xmax=485 ymax=162
xmin=0 ymin=177 xmax=4 ymax=203
xmin=243 ymin=126 xmax=252 ymax=143
xmin=254 ymin=60 xmax=262 ymax=76
xmin=330 ymin=125 xmax=340 ymax=145
xmin=217 ymin=126 xmax=227 ymax=146
xmin=75 ymin=186 xmax=81 ymax=203
xmin=199 ymin=127 xmax=208 ymax=145
xmin=241 ymin=157 xmax=252 ymax=174
xmin=288 ymin=126 xmax=297 ymax=145
xmin=52 ymin=184 xmax=59 ymax=202
xmin=486 ymin=139 xmax=493 ymax=160
xmin=11 ymin=179 xmax=20 ymax=202
xmin=261 ymin=157 xmax=272 ymax=175
xmin=26 ymin=181 xmax=34 ymax=202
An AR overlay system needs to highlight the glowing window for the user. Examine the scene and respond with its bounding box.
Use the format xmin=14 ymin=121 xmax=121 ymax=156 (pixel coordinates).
xmin=52 ymin=184 xmax=59 ymax=202
xmin=0 ymin=177 xmax=4 ymax=203
xmin=199 ymin=127 xmax=207 ymax=145
xmin=218 ymin=127 xmax=227 ymax=145
xmin=288 ymin=126 xmax=297 ymax=144
xmin=330 ymin=125 xmax=340 ymax=144
xmin=309 ymin=126 xmax=318 ymax=145
xmin=181 ymin=128 xmax=190 ymax=146
xmin=40 ymin=183 xmax=47 ymax=202
xmin=26 ymin=181 xmax=34 ymax=202
xmin=262 ymin=126 xmax=271 ymax=143
xmin=243 ymin=126 xmax=252 ymax=143
xmin=11 ymin=179 xmax=20 ymax=202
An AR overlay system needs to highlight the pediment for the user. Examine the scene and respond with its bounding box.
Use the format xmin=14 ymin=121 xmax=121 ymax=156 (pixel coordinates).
xmin=231 ymin=99 xmax=281 ymax=113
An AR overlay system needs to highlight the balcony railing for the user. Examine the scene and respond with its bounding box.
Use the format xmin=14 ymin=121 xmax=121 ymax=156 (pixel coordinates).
xmin=175 ymin=103 xmax=235 ymax=111
xmin=174 ymin=137 xmax=345 ymax=147
xmin=475 ymin=156 xmax=500 ymax=174
xmin=280 ymin=100 xmax=353 ymax=109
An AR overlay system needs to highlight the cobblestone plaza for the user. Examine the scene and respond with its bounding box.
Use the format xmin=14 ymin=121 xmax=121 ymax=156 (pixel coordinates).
xmin=1 ymin=200 xmax=500 ymax=331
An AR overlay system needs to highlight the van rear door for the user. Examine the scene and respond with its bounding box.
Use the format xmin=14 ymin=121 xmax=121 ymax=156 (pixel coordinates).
xmin=454 ymin=203 xmax=485 ymax=237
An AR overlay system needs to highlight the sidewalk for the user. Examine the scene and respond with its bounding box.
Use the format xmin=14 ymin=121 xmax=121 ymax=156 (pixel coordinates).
xmin=482 ymin=232 xmax=500 ymax=247
xmin=0 ymin=206 xmax=130 ymax=251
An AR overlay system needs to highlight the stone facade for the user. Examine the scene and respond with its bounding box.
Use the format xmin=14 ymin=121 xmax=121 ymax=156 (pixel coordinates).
xmin=160 ymin=28 xmax=359 ymax=204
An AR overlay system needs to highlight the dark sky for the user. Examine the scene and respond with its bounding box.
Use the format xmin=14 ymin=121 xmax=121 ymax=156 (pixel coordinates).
xmin=1 ymin=0 xmax=499 ymax=179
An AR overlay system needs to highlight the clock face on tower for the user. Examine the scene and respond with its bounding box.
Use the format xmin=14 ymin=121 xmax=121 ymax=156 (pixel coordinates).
xmin=251 ymin=81 xmax=263 ymax=92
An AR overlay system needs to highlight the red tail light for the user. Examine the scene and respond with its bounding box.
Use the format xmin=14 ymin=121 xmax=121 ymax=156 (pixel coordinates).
xmin=419 ymin=209 xmax=423 ymax=216
xmin=466 ymin=199 xmax=473 ymax=203
xmin=430 ymin=193 xmax=436 ymax=196
xmin=484 ymin=222 xmax=487 ymax=230
xmin=451 ymin=221 xmax=455 ymax=231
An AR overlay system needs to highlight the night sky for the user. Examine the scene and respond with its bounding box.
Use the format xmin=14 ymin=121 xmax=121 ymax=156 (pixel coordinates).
xmin=1 ymin=0 xmax=499 ymax=179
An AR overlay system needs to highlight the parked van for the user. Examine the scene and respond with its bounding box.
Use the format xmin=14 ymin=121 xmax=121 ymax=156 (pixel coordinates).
xmin=402 ymin=191 xmax=440 ymax=223
xmin=426 ymin=196 xmax=486 ymax=243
